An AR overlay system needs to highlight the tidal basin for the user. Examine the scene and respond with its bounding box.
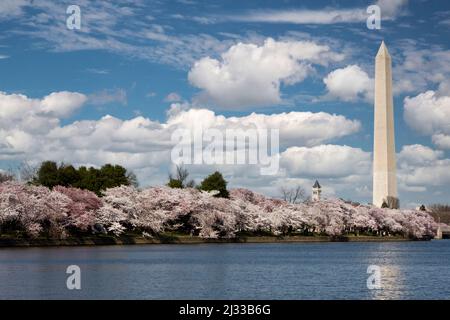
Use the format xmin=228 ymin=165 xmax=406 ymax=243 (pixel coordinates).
xmin=0 ymin=241 xmax=449 ymax=300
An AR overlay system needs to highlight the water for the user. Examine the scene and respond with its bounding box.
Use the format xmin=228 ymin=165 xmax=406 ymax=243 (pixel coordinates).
xmin=0 ymin=241 xmax=449 ymax=299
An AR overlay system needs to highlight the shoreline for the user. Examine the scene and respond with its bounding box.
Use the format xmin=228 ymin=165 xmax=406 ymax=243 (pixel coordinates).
xmin=0 ymin=234 xmax=416 ymax=248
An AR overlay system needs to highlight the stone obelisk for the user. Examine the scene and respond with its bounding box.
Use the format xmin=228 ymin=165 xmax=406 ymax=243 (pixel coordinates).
xmin=373 ymin=41 xmax=398 ymax=208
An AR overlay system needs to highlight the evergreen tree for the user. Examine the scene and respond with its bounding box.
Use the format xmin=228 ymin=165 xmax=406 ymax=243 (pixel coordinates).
xmin=33 ymin=161 xmax=137 ymax=195
xmin=58 ymin=164 xmax=80 ymax=187
xmin=35 ymin=161 xmax=59 ymax=188
xmin=199 ymin=171 xmax=229 ymax=198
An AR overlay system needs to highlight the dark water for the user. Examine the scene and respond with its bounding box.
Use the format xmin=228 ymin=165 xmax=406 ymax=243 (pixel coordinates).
xmin=0 ymin=241 xmax=449 ymax=299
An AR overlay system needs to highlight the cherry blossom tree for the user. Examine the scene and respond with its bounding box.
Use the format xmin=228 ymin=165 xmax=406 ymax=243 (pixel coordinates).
xmin=0 ymin=181 xmax=439 ymax=239
xmin=0 ymin=182 xmax=70 ymax=238
xmin=54 ymin=186 xmax=101 ymax=231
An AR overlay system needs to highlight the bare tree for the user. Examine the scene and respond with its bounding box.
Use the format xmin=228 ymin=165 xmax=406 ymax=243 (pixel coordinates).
xmin=429 ymin=204 xmax=450 ymax=213
xmin=168 ymin=165 xmax=195 ymax=188
xmin=126 ymin=170 xmax=139 ymax=188
xmin=280 ymin=185 xmax=306 ymax=204
xmin=18 ymin=161 xmax=38 ymax=183
xmin=0 ymin=170 xmax=15 ymax=183
xmin=429 ymin=204 xmax=450 ymax=224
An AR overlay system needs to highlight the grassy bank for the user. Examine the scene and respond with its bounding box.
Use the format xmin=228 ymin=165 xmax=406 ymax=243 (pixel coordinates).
xmin=0 ymin=233 xmax=413 ymax=247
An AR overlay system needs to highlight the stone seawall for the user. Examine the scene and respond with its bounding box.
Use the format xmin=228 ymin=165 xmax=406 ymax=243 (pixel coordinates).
xmin=0 ymin=234 xmax=414 ymax=247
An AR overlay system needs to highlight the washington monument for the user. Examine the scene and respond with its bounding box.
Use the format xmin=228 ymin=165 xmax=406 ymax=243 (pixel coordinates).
xmin=373 ymin=41 xmax=398 ymax=208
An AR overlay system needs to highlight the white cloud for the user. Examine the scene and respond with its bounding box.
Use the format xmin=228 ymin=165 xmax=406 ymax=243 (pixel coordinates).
xmin=432 ymin=134 xmax=450 ymax=150
xmin=0 ymin=91 xmax=87 ymax=123
xmin=85 ymin=68 xmax=109 ymax=75
xmin=281 ymin=145 xmax=371 ymax=178
xmin=6 ymin=1 xmax=238 ymax=69
xmin=400 ymin=159 xmax=450 ymax=188
xmin=323 ymin=65 xmax=373 ymax=102
xmin=167 ymin=105 xmax=361 ymax=147
xmin=398 ymin=144 xmax=443 ymax=166
xmin=0 ymin=91 xmax=36 ymax=120
xmin=437 ymin=80 xmax=450 ymax=96
xmin=231 ymin=9 xmax=367 ymax=24
xmin=165 ymin=92 xmax=182 ymax=102
xmin=188 ymin=38 xmax=343 ymax=109
xmin=394 ymin=44 xmax=450 ymax=95
xmin=0 ymin=91 xmax=360 ymax=179
xmin=40 ymin=91 xmax=87 ymax=117
xmin=404 ymin=90 xmax=450 ymax=149
xmin=396 ymin=144 xmax=450 ymax=197
xmin=376 ymin=0 xmax=409 ymax=18
xmin=225 ymin=0 xmax=408 ymax=24
xmin=0 ymin=91 xmax=87 ymax=156
xmin=0 ymin=0 xmax=29 ymax=20
xmin=88 ymin=88 xmax=127 ymax=106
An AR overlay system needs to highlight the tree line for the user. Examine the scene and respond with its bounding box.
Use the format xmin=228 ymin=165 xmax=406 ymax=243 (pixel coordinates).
xmin=0 ymin=162 xmax=230 ymax=198
xmin=0 ymin=161 xmax=137 ymax=196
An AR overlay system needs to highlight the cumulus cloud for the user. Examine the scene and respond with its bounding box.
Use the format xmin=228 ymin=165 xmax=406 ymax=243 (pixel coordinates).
xmin=394 ymin=44 xmax=450 ymax=95
xmin=398 ymin=144 xmax=443 ymax=166
xmin=396 ymin=144 xmax=450 ymax=197
xmin=167 ymin=105 xmax=361 ymax=147
xmin=188 ymin=38 xmax=343 ymax=109
xmin=400 ymin=159 xmax=450 ymax=188
xmin=0 ymin=90 xmax=86 ymax=125
xmin=432 ymin=134 xmax=450 ymax=150
xmin=323 ymin=65 xmax=373 ymax=102
xmin=40 ymin=91 xmax=88 ymax=117
xmin=281 ymin=145 xmax=371 ymax=178
xmin=404 ymin=91 xmax=450 ymax=149
xmin=0 ymin=91 xmax=87 ymax=156
xmin=0 ymin=91 xmax=360 ymax=182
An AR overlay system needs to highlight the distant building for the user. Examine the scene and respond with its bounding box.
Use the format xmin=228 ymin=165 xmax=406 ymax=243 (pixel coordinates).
xmin=417 ymin=204 xmax=428 ymax=211
xmin=436 ymin=224 xmax=443 ymax=240
xmin=312 ymin=180 xmax=321 ymax=202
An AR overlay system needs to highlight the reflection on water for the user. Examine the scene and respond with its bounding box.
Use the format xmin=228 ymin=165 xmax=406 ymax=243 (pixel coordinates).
xmin=369 ymin=265 xmax=404 ymax=300
xmin=0 ymin=241 xmax=449 ymax=299
xmin=364 ymin=245 xmax=406 ymax=300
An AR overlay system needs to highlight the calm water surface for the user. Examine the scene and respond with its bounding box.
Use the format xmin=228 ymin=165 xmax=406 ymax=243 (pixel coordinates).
xmin=0 ymin=241 xmax=449 ymax=299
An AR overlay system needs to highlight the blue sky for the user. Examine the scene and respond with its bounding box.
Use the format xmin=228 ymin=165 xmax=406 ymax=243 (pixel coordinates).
xmin=0 ymin=0 xmax=450 ymax=207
